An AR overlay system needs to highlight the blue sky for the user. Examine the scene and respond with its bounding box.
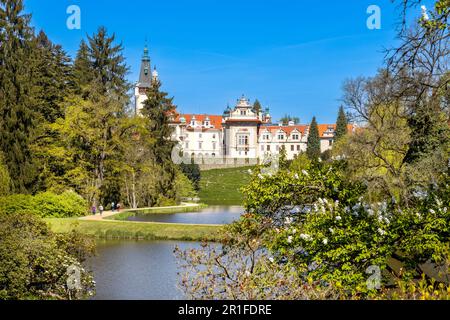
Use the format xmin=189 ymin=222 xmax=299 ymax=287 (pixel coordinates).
xmin=25 ymin=0 xmax=429 ymax=123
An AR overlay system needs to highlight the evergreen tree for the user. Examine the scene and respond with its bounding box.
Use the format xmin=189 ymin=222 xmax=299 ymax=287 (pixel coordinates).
xmin=73 ymin=39 xmax=92 ymax=94
xmin=306 ymin=117 xmax=321 ymax=160
xmin=55 ymin=27 xmax=131 ymax=205
xmin=280 ymin=114 xmax=300 ymax=125
xmin=86 ymin=26 xmax=130 ymax=99
xmin=253 ymin=99 xmax=262 ymax=115
xmin=0 ymin=0 xmax=39 ymax=193
xmin=180 ymin=163 xmax=201 ymax=191
xmin=32 ymin=31 xmax=75 ymax=191
xmin=141 ymin=79 xmax=178 ymax=201
xmin=334 ymin=105 xmax=348 ymax=142
xmin=33 ymin=30 xmax=74 ymax=123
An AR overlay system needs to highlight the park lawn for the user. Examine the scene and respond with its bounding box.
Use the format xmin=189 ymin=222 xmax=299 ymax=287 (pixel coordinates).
xmin=199 ymin=166 xmax=253 ymax=205
xmin=45 ymin=218 xmax=222 ymax=242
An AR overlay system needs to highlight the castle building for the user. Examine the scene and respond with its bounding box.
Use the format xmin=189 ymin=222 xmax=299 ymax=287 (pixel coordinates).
xmin=134 ymin=44 xmax=159 ymax=115
xmin=135 ymin=46 xmax=355 ymax=162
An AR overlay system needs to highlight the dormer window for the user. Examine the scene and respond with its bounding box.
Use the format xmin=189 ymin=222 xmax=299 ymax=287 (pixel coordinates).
xmin=292 ymin=134 xmax=299 ymax=140
xmin=278 ymin=134 xmax=285 ymax=140
xmin=240 ymin=110 xmax=246 ymax=116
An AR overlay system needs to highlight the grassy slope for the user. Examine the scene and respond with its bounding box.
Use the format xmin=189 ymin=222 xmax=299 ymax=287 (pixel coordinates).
xmin=45 ymin=218 xmax=222 ymax=242
xmin=198 ymin=166 xmax=253 ymax=205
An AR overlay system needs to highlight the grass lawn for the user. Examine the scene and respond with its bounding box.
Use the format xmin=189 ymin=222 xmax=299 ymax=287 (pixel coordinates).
xmin=45 ymin=218 xmax=222 ymax=242
xmin=198 ymin=166 xmax=253 ymax=206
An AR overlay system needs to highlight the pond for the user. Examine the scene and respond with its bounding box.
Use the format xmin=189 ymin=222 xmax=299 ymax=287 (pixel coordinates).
xmin=87 ymin=240 xmax=199 ymax=300
xmin=126 ymin=206 xmax=244 ymax=225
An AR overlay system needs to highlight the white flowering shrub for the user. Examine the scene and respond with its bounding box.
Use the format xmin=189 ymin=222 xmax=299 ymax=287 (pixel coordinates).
xmin=242 ymin=161 xmax=450 ymax=298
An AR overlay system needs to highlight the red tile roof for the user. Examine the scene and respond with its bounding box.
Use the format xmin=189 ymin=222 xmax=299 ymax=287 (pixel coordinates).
xmin=260 ymin=125 xmax=308 ymax=136
xmin=225 ymin=119 xmax=262 ymax=123
xmin=175 ymin=114 xmax=224 ymax=130
xmin=317 ymin=124 xmax=355 ymax=138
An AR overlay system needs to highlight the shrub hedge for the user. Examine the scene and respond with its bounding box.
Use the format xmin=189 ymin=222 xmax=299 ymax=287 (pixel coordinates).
xmin=0 ymin=191 xmax=88 ymax=218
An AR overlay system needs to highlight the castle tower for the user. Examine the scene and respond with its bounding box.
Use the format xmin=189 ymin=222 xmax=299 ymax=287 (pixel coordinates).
xmin=134 ymin=44 xmax=152 ymax=115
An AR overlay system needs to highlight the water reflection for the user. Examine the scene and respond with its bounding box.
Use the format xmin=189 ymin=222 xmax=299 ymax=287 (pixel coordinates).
xmin=87 ymin=240 xmax=200 ymax=300
xmin=126 ymin=206 xmax=243 ymax=225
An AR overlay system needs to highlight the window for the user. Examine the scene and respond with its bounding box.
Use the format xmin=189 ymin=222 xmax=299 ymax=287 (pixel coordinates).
xmin=212 ymin=142 xmax=216 ymax=150
xmin=240 ymin=110 xmax=246 ymax=116
xmin=292 ymin=134 xmax=299 ymax=140
xmin=278 ymin=134 xmax=284 ymax=140
xmin=212 ymin=134 xmax=216 ymax=139
xmin=267 ymin=145 xmax=270 ymax=151
xmin=276 ymin=145 xmax=280 ymax=151
xmin=291 ymin=145 xmax=294 ymax=151
xmin=297 ymin=145 xmax=300 ymax=151
xmin=329 ymin=140 xmax=333 ymax=146
xmin=185 ymin=142 xmax=189 ymax=149
xmin=199 ymin=134 xmax=202 ymax=139
xmin=199 ymin=142 xmax=202 ymax=149
xmin=238 ymin=135 xmax=249 ymax=146
xmin=261 ymin=145 xmax=264 ymax=151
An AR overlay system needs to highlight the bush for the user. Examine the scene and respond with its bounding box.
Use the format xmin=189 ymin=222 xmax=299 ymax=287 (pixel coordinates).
xmin=0 ymin=191 xmax=88 ymax=218
xmin=241 ymin=161 xmax=450 ymax=298
xmin=0 ymin=212 xmax=95 ymax=300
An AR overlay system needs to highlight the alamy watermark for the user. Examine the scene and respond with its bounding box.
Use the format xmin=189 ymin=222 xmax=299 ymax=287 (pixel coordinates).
xmin=367 ymin=5 xmax=381 ymax=30
xmin=66 ymin=264 xmax=82 ymax=291
xmin=66 ymin=5 xmax=81 ymax=30
xmin=366 ymin=265 xmax=381 ymax=290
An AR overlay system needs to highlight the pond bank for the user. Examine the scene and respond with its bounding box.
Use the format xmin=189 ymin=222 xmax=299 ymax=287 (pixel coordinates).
xmin=45 ymin=203 xmax=223 ymax=242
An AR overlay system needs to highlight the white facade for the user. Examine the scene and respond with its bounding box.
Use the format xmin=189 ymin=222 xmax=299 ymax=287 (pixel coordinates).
xmin=134 ymin=47 xmax=354 ymax=162
xmin=168 ymin=95 xmax=356 ymax=162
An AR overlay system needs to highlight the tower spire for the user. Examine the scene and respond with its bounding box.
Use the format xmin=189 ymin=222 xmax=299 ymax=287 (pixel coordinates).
xmin=143 ymin=39 xmax=150 ymax=62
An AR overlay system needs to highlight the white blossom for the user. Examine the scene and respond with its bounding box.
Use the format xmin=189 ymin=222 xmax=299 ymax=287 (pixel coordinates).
xmin=377 ymin=228 xmax=386 ymax=236
xmin=294 ymin=173 xmax=299 ymax=179
xmin=421 ymin=5 xmax=430 ymax=21
xmin=322 ymin=238 xmax=328 ymax=245
xmin=335 ymin=215 xmax=342 ymax=221
xmin=301 ymin=170 xmax=309 ymax=177
xmin=429 ymin=209 xmax=436 ymax=214
xmin=292 ymin=228 xmax=297 ymax=234
xmin=300 ymin=234 xmax=311 ymax=241
xmin=247 ymin=169 xmax=253 ymax=175
xmin=268 ymin=257 xmax=274 ymax=263
xmin=258 ymin=173 xmax=264 ymax=180
xmin=329 ymin=228 xmax=334 ymax=234
xmin=285 ymin=217 xmax=293 ymax=225
xmin=287 ymin=236 xmax=293 ymax=244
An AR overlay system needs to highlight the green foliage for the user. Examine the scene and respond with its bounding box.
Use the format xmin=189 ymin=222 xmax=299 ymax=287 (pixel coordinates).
xmin=0 ymin=0 xmax=39 ymax=193
xmin=0 ymin=212 xmax=95 ymax=300
xmin=0 ymin=191 xmax=88 ymax=218
xmin=241 ymin=158 xmax=450 ymax=298
xmin=180 ymin=163 xmax=201 ymax=191
xmin=337 ymin=102 xmax=412 ymax=203
xmin=335 ymin=106 xmax=348 ymax=142
xmin=0 ymin=155 xmax=10 ymax=196
xmin=306 ymin=117 xmax=321 ymax=160
xmin=174 ymin=171 xmax=197 ymax=201
xmin=243 ymin=161 xmax=366 ymax=215
xmin=253 ymin=99 xmax=262 ymax=114
xmin=280 ymin=114 xmax=300 ymax=125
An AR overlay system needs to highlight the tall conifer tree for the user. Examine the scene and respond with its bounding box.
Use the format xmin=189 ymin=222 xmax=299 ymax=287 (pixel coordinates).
xmin=335 ymin=105 xmax=348 ymax=142
xmin=306 ymin=117 xmax=321 ymax=160
xmin=0 ymin=0 xmax=38 ymax=193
